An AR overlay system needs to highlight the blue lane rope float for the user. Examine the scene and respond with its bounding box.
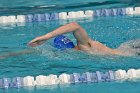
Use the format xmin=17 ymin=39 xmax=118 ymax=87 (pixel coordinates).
xmin=0 ymin=7 xmax=140 ymax=24
xmin=0 ymin=69 xmax=140 ymax=89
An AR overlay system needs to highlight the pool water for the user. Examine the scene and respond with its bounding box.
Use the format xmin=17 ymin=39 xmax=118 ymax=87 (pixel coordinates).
xmin=0 ymin=15 xmax=140 ymax=93
xmin=0 ymin=0 xmax=132 ymax=7
xmin=0 ymin=0 xmax=134 ymax=15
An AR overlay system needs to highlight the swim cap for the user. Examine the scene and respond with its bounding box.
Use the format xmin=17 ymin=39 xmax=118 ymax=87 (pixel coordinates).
xmin=54 ymin=35 xmax=75 ymax=50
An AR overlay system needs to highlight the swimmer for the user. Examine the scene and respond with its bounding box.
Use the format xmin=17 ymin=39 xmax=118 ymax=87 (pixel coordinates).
xmin=28 ymin=22 xmax=133 ymax=56
xmin=0 ymin=22 xmax=139 ymax=59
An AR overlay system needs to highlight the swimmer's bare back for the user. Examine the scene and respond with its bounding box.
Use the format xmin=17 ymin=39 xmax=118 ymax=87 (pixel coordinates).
xmin=28 ymin=22 xmax=124 ymax=56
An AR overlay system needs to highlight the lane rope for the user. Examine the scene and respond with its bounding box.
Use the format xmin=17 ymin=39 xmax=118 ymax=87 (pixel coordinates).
xmin=0 ymin=68 xmax=140 ymax=89
xmin=0 ymin=7 xmax=140 ymax=24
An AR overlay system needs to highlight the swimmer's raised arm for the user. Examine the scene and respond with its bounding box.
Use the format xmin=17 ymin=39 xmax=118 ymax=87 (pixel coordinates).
xmin=28 ymin=22 xmax=90 ymax=47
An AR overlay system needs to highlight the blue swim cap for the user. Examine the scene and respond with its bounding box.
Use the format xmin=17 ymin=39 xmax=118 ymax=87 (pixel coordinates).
xmin=54 ymin=35 xmax=75 ymax=50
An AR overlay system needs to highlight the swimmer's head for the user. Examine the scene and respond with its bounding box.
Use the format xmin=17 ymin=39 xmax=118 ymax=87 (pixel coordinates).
xmin=53 ymin=35 xmax=75 ymax=50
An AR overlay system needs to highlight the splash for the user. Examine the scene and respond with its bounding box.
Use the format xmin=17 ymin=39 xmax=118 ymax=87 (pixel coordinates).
xmin=117 ymin=39 xmax=140 ymax=56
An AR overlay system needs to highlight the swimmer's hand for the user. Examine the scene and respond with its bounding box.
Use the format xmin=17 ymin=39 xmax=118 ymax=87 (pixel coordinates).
xmin=28 ymin=37 xmax=45 ymax=47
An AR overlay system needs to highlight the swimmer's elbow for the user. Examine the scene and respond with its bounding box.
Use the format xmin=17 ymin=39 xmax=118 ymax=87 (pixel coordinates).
xmin=70 ymin=22 xmax=81 ymax=30
xmin=70 ymin=22 xmax=79 ymax=26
